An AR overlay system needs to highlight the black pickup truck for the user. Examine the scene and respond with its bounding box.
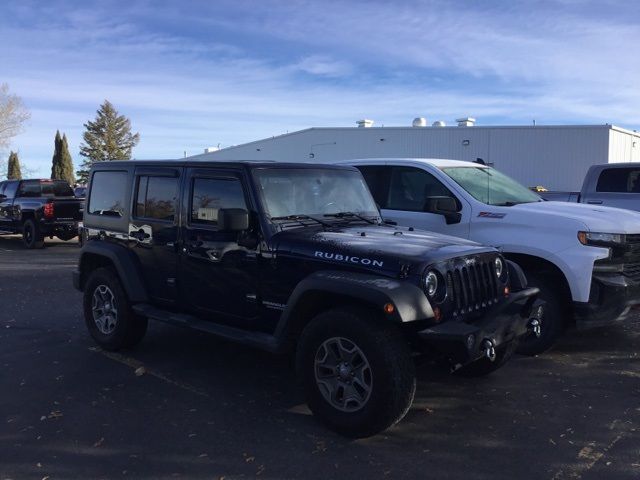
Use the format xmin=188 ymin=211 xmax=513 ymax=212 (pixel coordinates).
xmin=74 ymin=161 xmax=543 ymax=437
xmin=0 ymin=179 xmax=83 ymax=248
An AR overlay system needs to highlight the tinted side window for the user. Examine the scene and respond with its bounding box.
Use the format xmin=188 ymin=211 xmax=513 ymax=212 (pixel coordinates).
xmin=18 ymin=181 xmax=41 ymax=198
xmin=357 ymin=166 xmax=391 ymax=208
xmin=135 ymin=175 xmax=178 ymax=221
xmin=88 ymin=171 xmax=128 ymax=217
xmin=596 ymin=168 xmax=640 ymax=193
xmin=4 ymin=181 xmax=18 ymax=199
xmin=191 ymin=177 xmax=246 ymax=226
xmin=387 ymin=166 xmax=454 ymax=212
xmin=0 ymin=182 xmax=5 ymax=195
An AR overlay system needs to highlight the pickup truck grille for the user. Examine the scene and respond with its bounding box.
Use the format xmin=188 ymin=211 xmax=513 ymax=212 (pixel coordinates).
xmin=446 ymin=257 xmax=500 ymax=316
xmin=622 ymin=262 xmax=640 ymax=281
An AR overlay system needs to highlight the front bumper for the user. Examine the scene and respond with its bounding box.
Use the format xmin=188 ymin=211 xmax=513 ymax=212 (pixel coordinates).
xmin=417 ymin=287 xmax=541 ymax=366
xmin=573 ymin=273 xmax=640 ymax=329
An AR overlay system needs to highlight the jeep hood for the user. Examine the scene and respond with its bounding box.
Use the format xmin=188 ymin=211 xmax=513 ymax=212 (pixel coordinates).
xmin=512 ymin=201 xmax=640 ymax=233
xmin=270 ymin=224 xmax=495 ymax=275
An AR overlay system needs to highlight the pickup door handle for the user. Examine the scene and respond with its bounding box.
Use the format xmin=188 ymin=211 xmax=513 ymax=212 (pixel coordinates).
xmin=587 ymin=200 xmax=603 ymax=205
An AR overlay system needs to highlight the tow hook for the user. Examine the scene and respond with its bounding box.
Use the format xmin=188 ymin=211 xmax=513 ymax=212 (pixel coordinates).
xmin=481 ymin=339 xmax=496 ymax=362
xmin=528 ymin=304 xmax=544 ymax=338
xmin=529 ymin=318 xmax=542 ymax=338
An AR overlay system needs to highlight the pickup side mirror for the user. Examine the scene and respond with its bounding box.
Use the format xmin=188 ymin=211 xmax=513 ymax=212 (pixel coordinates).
xmin=424 ymin=196 xmax=462 ymax=225
xmin=218 ymin=208 xmax=249 ymax=232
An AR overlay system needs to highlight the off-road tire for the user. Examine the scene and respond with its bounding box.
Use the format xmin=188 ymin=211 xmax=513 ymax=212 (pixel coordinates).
xmin=83 ymin=267 xmax=148 ymax=351
xmin=296 ymin=306 xmax=416 ymax=438
xmin=455 ymin=338 xmax=519 ymax=377
xmin=516 ymin=273 xmax=565 ymax=356
xmin=22 ymin=219 xmax=44 ymax=249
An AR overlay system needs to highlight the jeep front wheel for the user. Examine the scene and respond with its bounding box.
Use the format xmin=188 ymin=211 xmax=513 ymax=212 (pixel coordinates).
xmin=296 ymin=307 xmax=416 ymax=438
xmin=83 ymin=267 xmax=148 ymax=351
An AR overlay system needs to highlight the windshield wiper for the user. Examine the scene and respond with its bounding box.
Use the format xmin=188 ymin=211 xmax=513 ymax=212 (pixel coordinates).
xmin=270 ymin=214 xmax=332 ymax=227
xmin=323 ymin=212 xmax=378 ymax=224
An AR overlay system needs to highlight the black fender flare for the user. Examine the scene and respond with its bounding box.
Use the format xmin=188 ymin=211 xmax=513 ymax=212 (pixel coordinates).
xmin=274 ymin=270 xmax=434 ymax=341
xmin=78 ymin=242 xmax=148 ymax=303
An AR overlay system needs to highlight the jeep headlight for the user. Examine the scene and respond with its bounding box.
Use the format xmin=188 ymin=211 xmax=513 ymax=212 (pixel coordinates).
xmin=494 ymin=257 xmax=504 ymax=278
xmin=577 ymin=231 xmax=624 ymax=246
xmin=425 ymin=271 xmax=438 ymax=297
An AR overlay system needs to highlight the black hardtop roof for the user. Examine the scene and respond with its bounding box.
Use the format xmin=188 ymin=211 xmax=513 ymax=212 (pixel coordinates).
xmin=91 ymin=160 xmax=357 ymax=172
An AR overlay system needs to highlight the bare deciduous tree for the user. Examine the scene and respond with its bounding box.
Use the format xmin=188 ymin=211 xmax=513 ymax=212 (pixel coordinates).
xmin=0 ymin=83 xmax=30 ymax=150
xmin=0 ymin=83 xmax=30 ymax=179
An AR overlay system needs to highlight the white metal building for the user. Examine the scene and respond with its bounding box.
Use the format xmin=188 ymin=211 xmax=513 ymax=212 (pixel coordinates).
xmin=190 ymin=119 xmax=640 ymax=191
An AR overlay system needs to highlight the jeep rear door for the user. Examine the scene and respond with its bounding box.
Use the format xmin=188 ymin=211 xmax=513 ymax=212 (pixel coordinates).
xmin=130 ymin=167 xmax=181 ymax=304
xmin=178 ymin=167 xmax=260 ymax=327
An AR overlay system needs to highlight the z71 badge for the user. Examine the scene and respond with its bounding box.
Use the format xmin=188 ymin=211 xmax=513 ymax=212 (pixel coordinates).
xmin=478 ymin=212 xmax=506 ymax=219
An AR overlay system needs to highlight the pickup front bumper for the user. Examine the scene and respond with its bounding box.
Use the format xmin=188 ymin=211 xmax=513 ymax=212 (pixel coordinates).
xmin=573 ymin=273 xmax=640 ymax=329
xmin=417 ymin=287 xmax=542 ymax=366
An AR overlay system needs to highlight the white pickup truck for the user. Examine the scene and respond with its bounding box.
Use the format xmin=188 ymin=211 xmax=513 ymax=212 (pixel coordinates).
xmin=337 ymin=158 xmax=640 ymax=355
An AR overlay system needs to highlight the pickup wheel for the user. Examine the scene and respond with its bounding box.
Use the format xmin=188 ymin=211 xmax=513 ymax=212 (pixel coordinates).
xmin=516 ymin=273 xmax=565 ymax=356
xmin=455 ymin=339 xmax=518 ymax=377
xmin=22 ymin=219 xmax=45 ymax=249
xmin=83 ymin=267 xmax=148 ymax=351
xmin=296 ymin=307 xmax=416 ymax=438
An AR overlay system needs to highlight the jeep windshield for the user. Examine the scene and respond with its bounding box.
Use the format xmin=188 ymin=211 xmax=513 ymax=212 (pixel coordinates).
xmin=254 ymin=168 xmax=380 ymax=223
xmin=442 ymin=166 xmax=543 ymax=206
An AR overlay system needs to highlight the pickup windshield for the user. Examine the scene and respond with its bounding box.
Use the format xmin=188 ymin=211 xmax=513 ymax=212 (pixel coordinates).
xmin=254 ymin=168 xmax=380 ymax=220
xmin=442 ymin=166 xmax=542 ymax=206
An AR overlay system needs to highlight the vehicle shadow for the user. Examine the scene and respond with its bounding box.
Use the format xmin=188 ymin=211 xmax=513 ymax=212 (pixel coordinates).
xmin=0 ymin=233 xmax=79 ymax=250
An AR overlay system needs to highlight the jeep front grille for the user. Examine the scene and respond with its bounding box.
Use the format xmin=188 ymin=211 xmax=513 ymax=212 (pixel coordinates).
xmin=446 ymin=258 xmax=500 ymax=315
xmin=623 ymin=262 xmax=640 ymax=281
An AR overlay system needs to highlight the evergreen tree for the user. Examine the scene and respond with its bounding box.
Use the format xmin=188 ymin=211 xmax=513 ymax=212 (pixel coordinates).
xmin=51 ymin=130 xmax=75 ymax=184
xmin=76 ymin=100 xmax=140 ymax=184
xmin=7 ymin=151 xmax=22 ymax=180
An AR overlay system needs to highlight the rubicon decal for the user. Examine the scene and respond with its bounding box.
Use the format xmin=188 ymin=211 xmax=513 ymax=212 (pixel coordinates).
xmin=314 ymin=251 xmax=384 ymax=267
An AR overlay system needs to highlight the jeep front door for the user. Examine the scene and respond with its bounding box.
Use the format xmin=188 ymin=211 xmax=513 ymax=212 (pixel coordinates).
xmin=178 ymin=168 xmax=259 ymax=327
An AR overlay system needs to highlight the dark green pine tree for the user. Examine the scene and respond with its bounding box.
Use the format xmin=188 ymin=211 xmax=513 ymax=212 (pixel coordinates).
xmin=76 ymin=100 xmax=140 ymax=184
xmin=7 ymin=151 xmax=22 ymax=180
xmin=51 ymin=130 xmax=76 ymax=184
xmin=51 ymin=130 xmax=63 ymax=179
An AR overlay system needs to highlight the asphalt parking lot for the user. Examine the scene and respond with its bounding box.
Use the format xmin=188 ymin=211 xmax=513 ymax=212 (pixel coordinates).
xmin=1 ymin=235 xmax=639 ymax=480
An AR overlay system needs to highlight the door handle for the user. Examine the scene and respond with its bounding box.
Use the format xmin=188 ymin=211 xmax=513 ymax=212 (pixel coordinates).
xmin=129 ymin=229 xmax=151 ymax=241
xmin=587 ymin=200 xmax=603 ymax=205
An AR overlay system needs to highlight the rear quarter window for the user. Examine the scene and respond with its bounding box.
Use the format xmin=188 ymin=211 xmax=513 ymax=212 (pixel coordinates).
xmin=596 ymin=168 xmax=640 ymax=193
xmin=88 ymin=171 xmax=129 ymax=217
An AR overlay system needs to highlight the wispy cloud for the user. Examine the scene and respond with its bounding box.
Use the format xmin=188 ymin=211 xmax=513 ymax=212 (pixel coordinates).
xmin=1 ymin=0 xmax=639 ymax=176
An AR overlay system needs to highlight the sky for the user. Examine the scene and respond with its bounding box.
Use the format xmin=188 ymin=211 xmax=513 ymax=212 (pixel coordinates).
xmin=1 ymin=0 xmax=640 ymax=178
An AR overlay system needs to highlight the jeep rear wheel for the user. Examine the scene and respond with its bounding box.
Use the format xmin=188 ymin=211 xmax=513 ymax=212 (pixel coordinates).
xmin=22 ymin=219 xmax=44 ymax=249
xmin=296 ymin=307 xmax=416 ymax=438
xmin=83 ymin=267 xmax=148 ymax=351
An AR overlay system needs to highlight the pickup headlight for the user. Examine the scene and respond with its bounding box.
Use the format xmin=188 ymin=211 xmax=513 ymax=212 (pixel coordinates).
xmin=577 ymin=231 xmax=624 ymax=246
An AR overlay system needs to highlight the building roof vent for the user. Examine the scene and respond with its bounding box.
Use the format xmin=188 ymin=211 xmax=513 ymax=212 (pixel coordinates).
xmin=412 ymin=117 xmax=427 ymax=127
xmin=356 ymin=119 xmax=374 ymax=128
xmin=432 ymin=120 xmax=446 ymax=127
xmin=456 ymin=117 xmax=476 ymax=127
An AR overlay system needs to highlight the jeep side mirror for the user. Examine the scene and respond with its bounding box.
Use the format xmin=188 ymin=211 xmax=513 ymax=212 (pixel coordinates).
xmin=218 ymin=208 xmax=249 ymax=232
xmin=0 ymin=194 xmax=6 ymax=201
xmin=424 ymin=196 xmax=462 ymax=225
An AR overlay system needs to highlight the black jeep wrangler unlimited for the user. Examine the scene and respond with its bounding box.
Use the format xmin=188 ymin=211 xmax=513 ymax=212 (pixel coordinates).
xmin=73 ymin=161 xmax=542 ymax=437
